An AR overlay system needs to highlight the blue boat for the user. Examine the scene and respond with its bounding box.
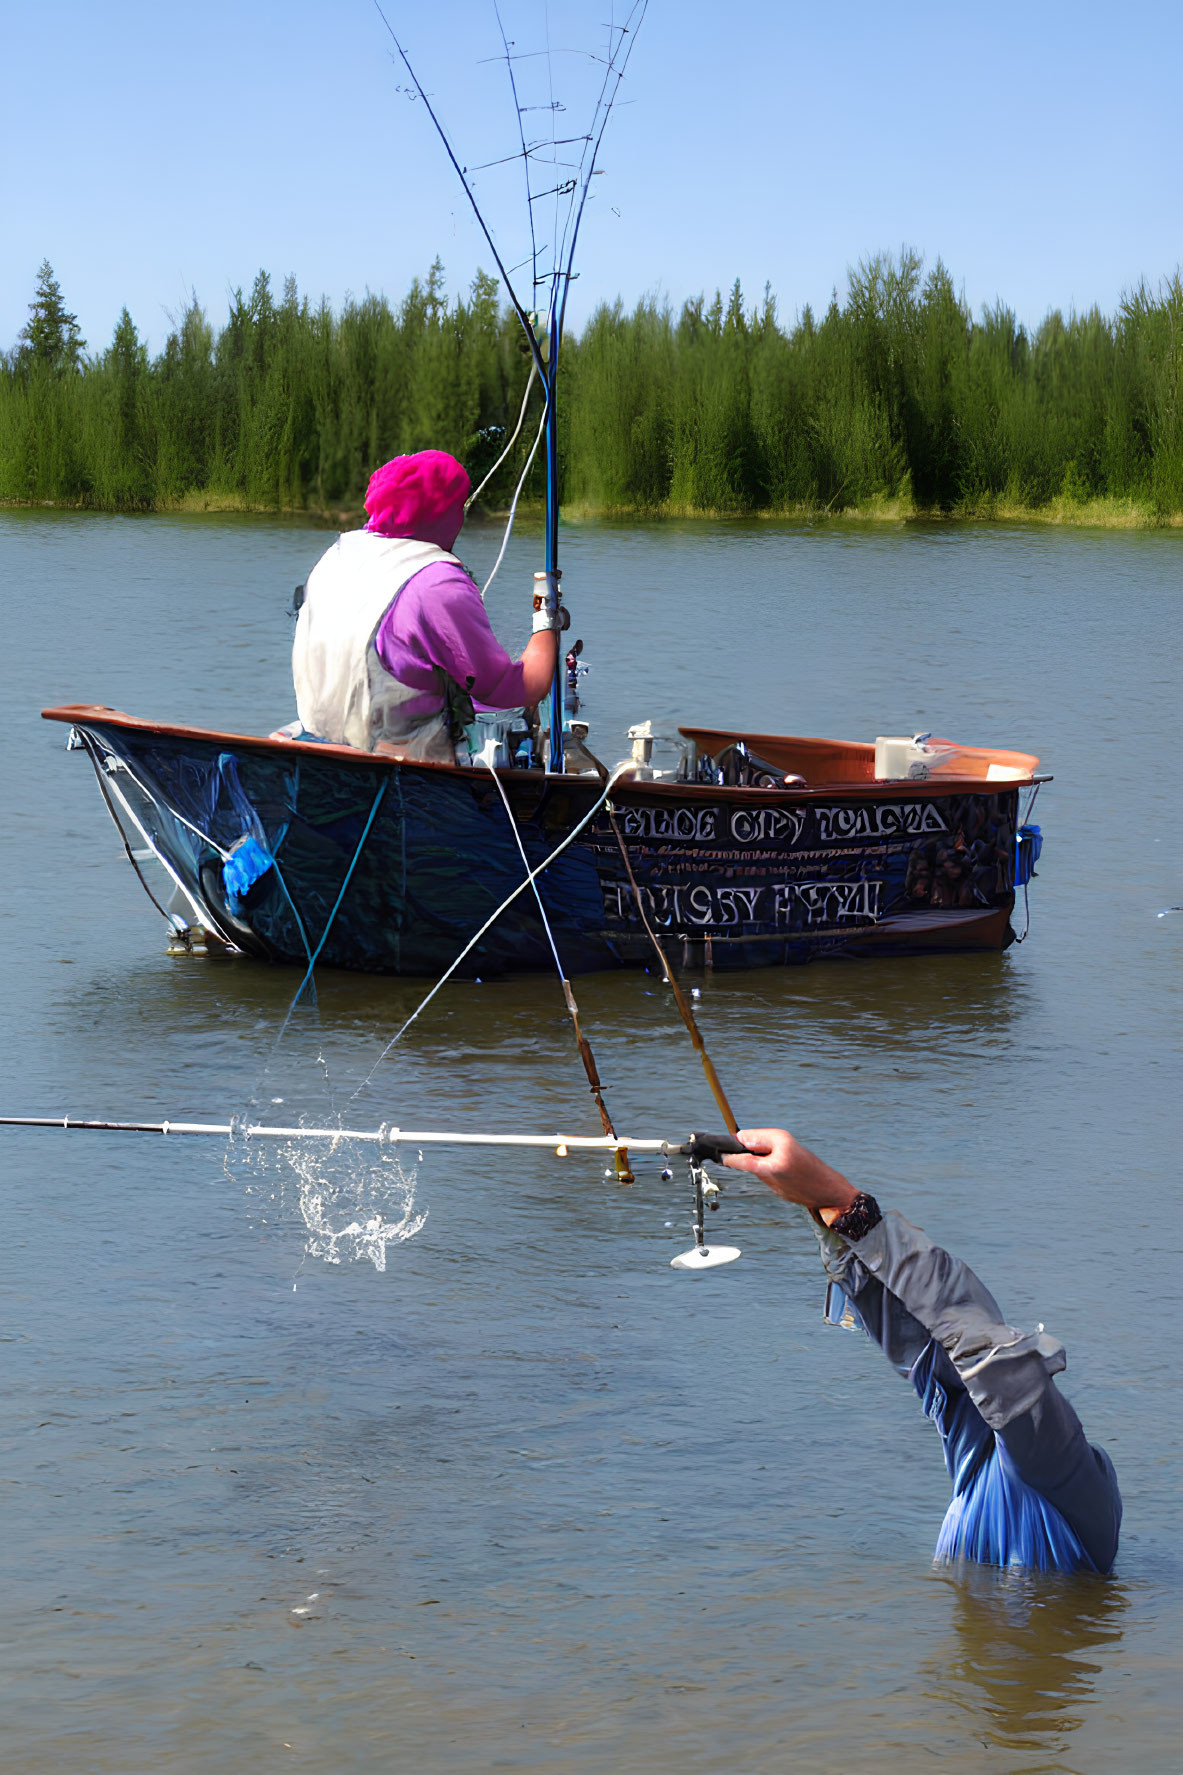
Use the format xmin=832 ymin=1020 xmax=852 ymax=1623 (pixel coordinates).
xmin=44 ymin=703 xmax=1043 ymax=976
xmin=40 ymin=17 xmax=1045 ymax=981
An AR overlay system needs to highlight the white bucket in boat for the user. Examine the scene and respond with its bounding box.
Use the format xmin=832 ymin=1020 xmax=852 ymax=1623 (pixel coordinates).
xmin=874 ymin=735 xmax=953 ymax=780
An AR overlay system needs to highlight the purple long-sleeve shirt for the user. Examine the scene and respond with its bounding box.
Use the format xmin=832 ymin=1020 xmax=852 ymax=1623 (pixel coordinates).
xmin=374 ymin=560 xmax=526 ymax=717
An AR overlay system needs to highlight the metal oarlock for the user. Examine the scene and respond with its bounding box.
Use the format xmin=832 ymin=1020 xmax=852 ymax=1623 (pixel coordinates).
xmin=669 ymin=1131 xmax=744 ymax=1272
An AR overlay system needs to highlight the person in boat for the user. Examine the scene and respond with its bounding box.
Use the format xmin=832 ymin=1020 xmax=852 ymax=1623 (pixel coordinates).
xmin=285 ymin=450 xmax=564 ymax=762
xmin=722 ymin=1127 xmax=1122 ymax=1574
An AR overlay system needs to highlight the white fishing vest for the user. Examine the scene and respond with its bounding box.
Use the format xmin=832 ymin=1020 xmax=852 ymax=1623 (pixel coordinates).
xmin=292 ymin=531 xmax=465 ymax=761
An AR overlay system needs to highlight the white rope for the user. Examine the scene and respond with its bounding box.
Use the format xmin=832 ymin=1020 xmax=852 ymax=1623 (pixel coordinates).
xmin=105 ymin=752 xmax=233 ymax=859
xmin=481 ymin=389 xmax=549 ymax=597
xmin=348 ymin=761 xmax=631 ymax=1105
xmin=465 ymin=360 xmax=538 ymax=512
xmin=483 ymin=757 xmax=565 ymax=977
xmin=92 ymin=759 xmax=213 ymax=925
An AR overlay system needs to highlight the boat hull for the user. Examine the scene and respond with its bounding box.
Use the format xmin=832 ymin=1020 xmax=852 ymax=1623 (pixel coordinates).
xmin=44 ymin=707 xmax=1034 ymax=977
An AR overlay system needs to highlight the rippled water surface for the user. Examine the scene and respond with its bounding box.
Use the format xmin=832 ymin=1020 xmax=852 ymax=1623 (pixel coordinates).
xmin=1 ymin=510 xmax=1179 ymax=1772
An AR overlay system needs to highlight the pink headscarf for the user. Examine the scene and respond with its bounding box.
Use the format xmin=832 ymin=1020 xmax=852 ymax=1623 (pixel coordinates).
xmin=363 ymin=450 xmax=471 ymax=550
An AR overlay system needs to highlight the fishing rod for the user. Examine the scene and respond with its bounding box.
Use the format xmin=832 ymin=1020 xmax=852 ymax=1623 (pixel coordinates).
xmin=373 ymin=0 xmax=650 ymax=773
xmin=606 ymin=807 xmax=741 ymax=1138
xmin=9 ymin=11 xmax=743 ymax=1273
xmin=0 ymin=1117 xmax=746 ymax=1268
xmin=0 ymin=1115 xmax=723 ymax=1154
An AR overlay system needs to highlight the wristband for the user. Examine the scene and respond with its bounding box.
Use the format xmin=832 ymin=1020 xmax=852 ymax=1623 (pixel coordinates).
xmin=830 ymin=1191 xmax=882 ymax=1242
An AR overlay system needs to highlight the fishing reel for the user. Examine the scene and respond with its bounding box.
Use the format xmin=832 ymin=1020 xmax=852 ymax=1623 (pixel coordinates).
xmin=667 ymin=1131 xmax=745 ymax=1271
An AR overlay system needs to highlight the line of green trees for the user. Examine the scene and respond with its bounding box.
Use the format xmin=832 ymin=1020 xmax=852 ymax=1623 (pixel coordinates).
xmin=3 ymin=254 xmax=1182 ymax=519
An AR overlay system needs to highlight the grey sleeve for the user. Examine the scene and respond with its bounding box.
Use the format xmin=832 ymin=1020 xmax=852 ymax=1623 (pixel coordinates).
xmin=812 ymin=1217 xmax=933 ymax=1379
xmin=834 ymin=1210 xmax=1066 ymax=1432
xmin=826 ymin=1209 xmax=1122 ymax=1571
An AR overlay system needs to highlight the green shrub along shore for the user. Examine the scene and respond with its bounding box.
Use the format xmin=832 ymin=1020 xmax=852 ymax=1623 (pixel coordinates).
xmin=4 ymin=253 xmax=1183 ymax=525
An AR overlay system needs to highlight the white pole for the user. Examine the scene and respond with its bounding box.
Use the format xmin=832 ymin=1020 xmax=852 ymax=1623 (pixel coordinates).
xmin=0 ymin=1115 xmax=677 ymax=1155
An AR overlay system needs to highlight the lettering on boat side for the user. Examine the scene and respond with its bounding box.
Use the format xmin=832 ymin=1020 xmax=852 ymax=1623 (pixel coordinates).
xmin=728 ymin=806 xmax=807 ymax=844
xmin=615 ymin=806 xmax=718 ymax=842
xmin=601 ymin=878 xmax=882 ymax=931
xmin=774 ymin=881 xmax=881 ymax=924
xmin=589 ymin=786 xmax=1018 ymax=948
xmin=813 ymin=802 xmax=948 ymax=842
xmin=606 ymin=801 xmax=946 ymax=847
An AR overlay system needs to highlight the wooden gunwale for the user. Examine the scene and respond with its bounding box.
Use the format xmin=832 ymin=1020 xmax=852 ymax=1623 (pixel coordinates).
xmin=40 ymin=705 xmax=1040 ymax=803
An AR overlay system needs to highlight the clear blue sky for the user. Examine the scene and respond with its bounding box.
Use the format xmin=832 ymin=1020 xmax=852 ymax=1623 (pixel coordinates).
xmin=3 ymin=0 xmax=1181 ymax=357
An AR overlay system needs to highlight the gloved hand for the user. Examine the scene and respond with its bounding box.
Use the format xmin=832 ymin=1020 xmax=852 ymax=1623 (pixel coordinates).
xmin=532 ymin=572 xmax=571 ymax=633
xmin=532 ymin=602 xmax=571 ymax=634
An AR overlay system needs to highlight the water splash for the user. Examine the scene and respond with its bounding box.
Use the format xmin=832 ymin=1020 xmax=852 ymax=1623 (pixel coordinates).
xmin=229 ymin=1126 xmax=427 ymax=1271
xmin=286 ymin=1138 xmax=426 ymax=1271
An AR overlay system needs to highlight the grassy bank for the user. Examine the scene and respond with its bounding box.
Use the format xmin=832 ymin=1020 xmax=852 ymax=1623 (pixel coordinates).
xmin=5 ymin=489 xmax=1180 ymax=530
xmin=560 ymin=491 xmax=1183 ymax=528
xmin=5 ymin=254 xmax=1183 ymax=525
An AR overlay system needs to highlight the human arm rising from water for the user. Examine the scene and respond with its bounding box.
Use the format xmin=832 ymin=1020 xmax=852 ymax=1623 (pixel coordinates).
xmin=723 ymin=1128 xmax=1121 ymax=1573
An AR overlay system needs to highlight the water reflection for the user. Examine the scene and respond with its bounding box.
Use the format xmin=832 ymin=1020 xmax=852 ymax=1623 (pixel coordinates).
xmin=48 ymin=940 xmax=1036 ymax=1100
xmin=925 ymin=1566 xmax=1128 ymax=1756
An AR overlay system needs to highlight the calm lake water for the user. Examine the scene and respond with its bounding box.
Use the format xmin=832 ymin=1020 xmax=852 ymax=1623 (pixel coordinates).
xmin=0 ymin=509 xmax=1179 ymax=1772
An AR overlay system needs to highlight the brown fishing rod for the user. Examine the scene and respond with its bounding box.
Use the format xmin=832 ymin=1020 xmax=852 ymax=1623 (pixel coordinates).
xmin=606 ymin=808 xmax=740 ymax=1137
xmin=483 ymin=763 xmax=634 ymax=1181
xmin=556 ymin=977 xmax=634 ymax=1181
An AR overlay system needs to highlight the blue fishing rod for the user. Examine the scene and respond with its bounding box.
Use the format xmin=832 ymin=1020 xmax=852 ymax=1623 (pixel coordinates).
xmin=544 ymin=281 xmax=564 ymax=772
xmin=373 ymin=1 xmax=649 ymax=776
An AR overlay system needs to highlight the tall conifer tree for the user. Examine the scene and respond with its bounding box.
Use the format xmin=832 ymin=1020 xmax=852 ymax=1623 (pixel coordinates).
xmin=18 ymin=261 xmax=86 ymax=373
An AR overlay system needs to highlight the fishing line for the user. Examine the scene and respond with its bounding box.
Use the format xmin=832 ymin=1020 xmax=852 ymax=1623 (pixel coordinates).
xmin=482 ymin=759 xmax=632 ymax=1179
xmin=218 ymin=777 xmax=391 ymax=1170
xmin=606 ymin=804 xmax=740 ymax=1137
xmin=224 ymin=781 xmax=392 ymax=1263
xmin=76 ymin=729 xmax=194 ymax=928
xmin=465 ymin=359 xmax=538 ymax=517
xmin=347 ymin=762 xmax=631 ymax=1106
xmin=481 ymin=385 xmax=550 ymax=596
xmin=267 ymin=780 xmax=389 ymax=1055
xmin=371 ymin=0 xmax=548 ymax=383
xmin=493 ymin=0 xmax=541 ymax=291
xmin=101 ymin=746 xmax=234 ymax=859
xmin=266 ymin=859 xmax=319 ymax=987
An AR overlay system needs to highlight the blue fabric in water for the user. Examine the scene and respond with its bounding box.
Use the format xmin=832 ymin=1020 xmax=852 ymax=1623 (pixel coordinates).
xmin=222 ymin=835 xmax=276 ymax=912
xmin=911 ymin=1344 xmax=1095 ymax=1571
xmin=933 ymin=1446 xmax=1094 ymax=1570
xmin=822 ymin=1232 xmax=1120 ymax=1575
xmin=1015 ymin=823 xmax=1043 ymax=887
